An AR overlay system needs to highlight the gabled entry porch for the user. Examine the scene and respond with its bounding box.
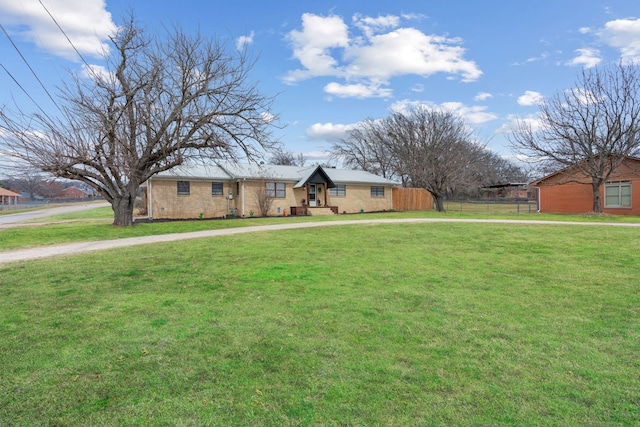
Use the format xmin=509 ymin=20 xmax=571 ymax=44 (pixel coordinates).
xmin=290 ymin=165 xmax=338 ymax=216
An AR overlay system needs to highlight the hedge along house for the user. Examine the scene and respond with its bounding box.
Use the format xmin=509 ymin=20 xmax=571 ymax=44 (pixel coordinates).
xmin=531 ymin=156 xmax=640 ymax=215
xmin=144 ymin=162 xmax=397 ymax=219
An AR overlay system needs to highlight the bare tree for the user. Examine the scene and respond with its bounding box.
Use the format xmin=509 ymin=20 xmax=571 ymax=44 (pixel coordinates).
xmin=4 ymin=169 xmax=49 ymax=199
xmin=330 ymin=118 xmax=398 ymax=180
xmin=509 ymin=61 xmax=640 ymax=213
xmin=253 ymin=178 xmax=276 ymax=216
xmin=467 ymin=150 xmax=529 ymax=196
xmin=39 ymin=180 xmax=65 ymax=199
xmin=385 ymin=107 xmax=484 ymax=211
xmin=269 ymin=148 xmax=306 ymax=166
xmin=0 ymin=15 xmax=277 ymax=225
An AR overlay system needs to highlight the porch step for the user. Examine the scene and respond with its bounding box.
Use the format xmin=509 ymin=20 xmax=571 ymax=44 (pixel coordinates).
xmin=307 ymin=207 xmax=336 ymax=216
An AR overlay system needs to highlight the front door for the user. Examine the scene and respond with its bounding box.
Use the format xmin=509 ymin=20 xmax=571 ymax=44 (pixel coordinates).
xmin=309 ymin=184 xmax=317 ymax=207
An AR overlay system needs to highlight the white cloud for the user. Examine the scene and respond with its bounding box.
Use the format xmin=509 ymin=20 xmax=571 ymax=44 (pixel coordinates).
xmin=579 ymin=27 xmax=592 ymax=34
xmin=283 ymin=13 xmax=350 ymax=83
xmin=517 ymin=91 xmax=544 ymax=106
xmin=497 ymin=114 xmax=543 ymax=135
xmin=284 ymin=13 xmax=482 ymax=98
xmin=324 ymin=82 xmax=393 ymax=98
xmin=235 ymin=31 xmax=255 ymax=50
xmin=80 ymin=63 xmax=112 ymax=82
xmin=0 ymin=0 xmax=116 ymax=61
xmin=352 ymin=13 xmax=400 ymax=38
xmin=345 ymin=28 xmax=481 ymax=82
xmin=390 ymin=99 xmax=497 ymax=125
xmin=306 ymin=122 xmax=359 ymax=141
xmin=475 ymin=92 xmax=493 ymax=101
xmin=598 ymin=18 xmax=640 ymax=61
xmin=566 ymin=48 xmax=602 ymax=68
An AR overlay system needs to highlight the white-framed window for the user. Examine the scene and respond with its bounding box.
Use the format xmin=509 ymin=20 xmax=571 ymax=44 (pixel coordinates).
xmin=605 ymin=181 xmax=631 ymax=208
xmin=211 ymin=182 xmax=224 ymax=196
xmin=177 ymin=181 xmax=190 ymax=195
xmin=370 ymin=186 xmax=384 ymax=197
xmin=266 ymin=182 xmax=286 ymax=198
xmin=329 ymin=185 xmax=346 ymax=197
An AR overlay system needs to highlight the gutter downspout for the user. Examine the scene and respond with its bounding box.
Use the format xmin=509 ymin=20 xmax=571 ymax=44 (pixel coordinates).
xmin=148 ymin=179 xmax=153 ymax=220
xmin=241 ymin=178 xmax=246 ymax=217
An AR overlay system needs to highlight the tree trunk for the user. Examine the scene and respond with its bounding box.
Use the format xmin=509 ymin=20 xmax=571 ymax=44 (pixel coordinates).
xmin=592 ymin=180 xmax=603 ymax=214
xmin=112 ymin=193 xmax=136 ymax=226
xmin=432 ymin=193 xmax=445 ymax=212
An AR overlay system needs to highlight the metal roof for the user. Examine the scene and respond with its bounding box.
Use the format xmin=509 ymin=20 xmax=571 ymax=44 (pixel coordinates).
xmin=152 ymin=162 xmax=397 ymax=185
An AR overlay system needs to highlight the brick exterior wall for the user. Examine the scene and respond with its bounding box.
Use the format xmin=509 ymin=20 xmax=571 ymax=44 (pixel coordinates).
xmin=535 ymin=158 xmax=640 ymax=215
xmin=325 ymin=185 xmax=392 ymax=213
xmin=148 ymin=178 xmax=394 ymax=219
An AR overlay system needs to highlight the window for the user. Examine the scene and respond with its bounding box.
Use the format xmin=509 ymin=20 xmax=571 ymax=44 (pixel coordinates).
xmin=605 ymin=181 xmax=631 ymax=208
xmin=266 ymin=182 xmax=286 ymax=198
xmin=211 ymin=182 xmax=224 ymax=196
xmin=177 ymin=181 xmax=190 ymax=195
xmin=329 ymin=185 xmax=346 ymax=197
xmin=370 ymin=186 xmax=384 ymax=197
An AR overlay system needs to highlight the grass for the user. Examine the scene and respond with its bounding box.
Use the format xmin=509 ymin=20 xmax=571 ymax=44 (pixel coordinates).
xmin=1 ymin=222 xmax=639 ymax=425
xmin=3 ymin=205 xmax=640 ymax=253
xmin=444 ymin=200 xmax=538 ymax=214
xmin=26 ymin=205 xmax=115 ymax=222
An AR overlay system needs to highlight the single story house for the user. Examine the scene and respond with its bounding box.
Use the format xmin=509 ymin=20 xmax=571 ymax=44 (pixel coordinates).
xmin=0 ymin=188 xmax=20 ymax=206
xmin=60 ymin=186 xmax=90 ymax=199
xmin=144 ymin=162 xmax=398 ymax=219
xmin=531 ymin=156 xmax=640 ymax=215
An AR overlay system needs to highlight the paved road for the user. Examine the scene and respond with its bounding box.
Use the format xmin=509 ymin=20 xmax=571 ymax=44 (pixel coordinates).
xmin=0 ymin=201 xmax=110 ymax=226
xmin=2 ymin=217 xmax=640 ymax=265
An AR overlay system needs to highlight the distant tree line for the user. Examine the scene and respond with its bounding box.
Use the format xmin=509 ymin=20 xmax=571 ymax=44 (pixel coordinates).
xmin=330 ymin=106 xmax=528 ymax=211
xmin=1 ymin=171 xmax=94 ymax=200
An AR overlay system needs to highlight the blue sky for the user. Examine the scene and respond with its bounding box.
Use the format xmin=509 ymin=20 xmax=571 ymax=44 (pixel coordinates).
xmin=1 ymin=0 xmax=639 ymax=166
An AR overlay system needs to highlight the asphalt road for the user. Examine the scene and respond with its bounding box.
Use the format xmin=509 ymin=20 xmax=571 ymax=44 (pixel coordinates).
xmin=2 ymin=217 xmax=640 ymax=265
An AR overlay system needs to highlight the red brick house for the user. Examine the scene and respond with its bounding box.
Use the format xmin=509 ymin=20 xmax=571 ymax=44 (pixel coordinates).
xmin=531 ymin=156 xmax=640 ymax=215
xmin=60 ymin=186 xmax=90 ymax=199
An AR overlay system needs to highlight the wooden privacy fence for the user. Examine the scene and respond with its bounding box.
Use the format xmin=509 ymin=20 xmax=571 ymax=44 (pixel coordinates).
xmin=392 ymin=187 xmax=433 ymax=211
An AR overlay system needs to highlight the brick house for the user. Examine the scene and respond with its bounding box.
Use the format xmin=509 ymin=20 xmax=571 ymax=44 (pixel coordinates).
xmin=531 ymin=156 xmax=640 ymax=215
xmin=144 ymin=162 xmax=398 ymax=219
xmin=0 ymin=188 xmax=20 ymax=206
xmin=60 ymin=186 xmax=90 ymax=199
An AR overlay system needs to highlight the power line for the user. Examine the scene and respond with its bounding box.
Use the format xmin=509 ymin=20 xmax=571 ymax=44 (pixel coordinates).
xmin=38 ymin=0 xmax=98 ymax=77
xmin=0 ymin=22 xmax=61 ymax=112
xmin=0 ymin=63 xmax=55 ymax=123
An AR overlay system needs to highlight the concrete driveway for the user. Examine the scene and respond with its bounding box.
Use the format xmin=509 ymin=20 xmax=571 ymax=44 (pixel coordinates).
xmin=0 ymin=201 xmax=110 ymax=226
xmin=2 ymin=217 xmax=640 ymax=265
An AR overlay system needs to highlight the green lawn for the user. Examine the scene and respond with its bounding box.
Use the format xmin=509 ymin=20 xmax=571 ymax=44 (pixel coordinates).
xmin=3 ymin=207 xmax=640 ymax=253
xmin=1 ymin=222 xmax=639 ymax=425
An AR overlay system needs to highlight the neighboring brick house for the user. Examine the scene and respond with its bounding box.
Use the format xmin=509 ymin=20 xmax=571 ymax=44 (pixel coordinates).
xmin=531 ymin=156 xmax=640 ymax=215
xmin=0 ymin=188 xmax=20 ymax=205
xmin=144 ymin=163 xmax=398 ymax=219
xmin=60 ymin=186 xmax=90 ymax=199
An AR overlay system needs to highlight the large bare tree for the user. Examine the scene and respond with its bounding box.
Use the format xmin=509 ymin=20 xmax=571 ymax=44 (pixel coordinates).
xmin=0 ymin=16 xmax=277 ymax=225
xmin=330 ymin=118 xmax=398 ymax=180
xmin=509 ymin=61 xmax=640 ymax=213
xmin=269 ymin=148 xmax=306 ymax=166
xmin=385 ymin=107 xmax=485 ymax=211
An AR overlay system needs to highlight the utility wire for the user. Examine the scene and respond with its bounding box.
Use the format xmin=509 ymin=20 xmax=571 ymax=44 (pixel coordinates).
xmin=0 ymin=22 xmax=61 ymax=112
xmin=0 ymin=63 xmax=55 ymax=123
xmin=38 ymin=0 xmax=99 ymax=79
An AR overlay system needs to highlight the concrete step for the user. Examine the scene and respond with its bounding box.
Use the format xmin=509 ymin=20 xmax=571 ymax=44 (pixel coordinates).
xmin=307 ymin=207 xmax=336 ymax=216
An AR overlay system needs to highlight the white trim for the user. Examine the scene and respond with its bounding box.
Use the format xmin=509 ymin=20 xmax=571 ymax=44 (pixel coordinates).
xmin=148 ymin=179 xmax=153 ymax=220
